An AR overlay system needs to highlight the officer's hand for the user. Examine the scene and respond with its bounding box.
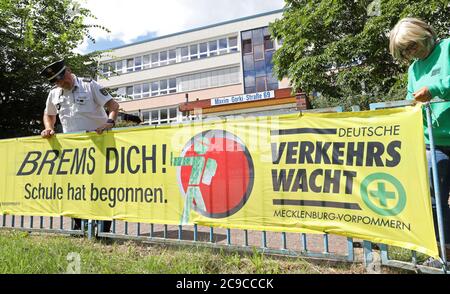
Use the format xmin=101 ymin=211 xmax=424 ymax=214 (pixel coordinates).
xmin=41 ymin=129 xmax=55 ymax=138
xmin=95 ymin=122 xmax=114 ymax=135
xmin=413 ymin=87 xmax=432 ymax=102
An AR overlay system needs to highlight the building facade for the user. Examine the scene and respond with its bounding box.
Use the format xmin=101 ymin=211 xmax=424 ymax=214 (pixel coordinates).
xmin=97 ymin=10 xmax=302 ymax=125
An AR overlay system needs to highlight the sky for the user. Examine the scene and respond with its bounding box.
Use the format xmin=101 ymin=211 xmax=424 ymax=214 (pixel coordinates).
xmin=77 ymin=0 xmax=285 ymax=54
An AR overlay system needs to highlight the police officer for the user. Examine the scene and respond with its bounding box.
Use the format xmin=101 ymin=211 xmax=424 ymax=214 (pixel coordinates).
xmin=40 ymin=59 xmax=118 ymax=233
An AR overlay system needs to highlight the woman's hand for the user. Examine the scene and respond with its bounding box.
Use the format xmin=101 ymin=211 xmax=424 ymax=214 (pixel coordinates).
xmin=413 ymin=87 xmax=432 ymax=102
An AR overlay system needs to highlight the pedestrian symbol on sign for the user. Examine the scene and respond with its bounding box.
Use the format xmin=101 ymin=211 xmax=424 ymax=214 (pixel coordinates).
xmin=172 ymin=137 xmax=217 ymax=224
xmin=173 ymin=130 xmax=254 ymax=223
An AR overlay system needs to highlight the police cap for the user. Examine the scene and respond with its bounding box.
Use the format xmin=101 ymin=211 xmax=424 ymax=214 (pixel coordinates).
xmin=40 ymin=60 xmax=66 ymax=83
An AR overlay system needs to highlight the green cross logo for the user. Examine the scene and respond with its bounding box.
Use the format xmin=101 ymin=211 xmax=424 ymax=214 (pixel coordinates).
xmin=370 ymin=182 xmax=396 ymax=207
xmin=360 ymin=173 xmax=407 ymax=216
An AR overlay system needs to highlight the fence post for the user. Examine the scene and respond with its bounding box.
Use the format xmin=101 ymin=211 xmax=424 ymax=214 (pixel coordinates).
xmin=281 ymin=232 xmax=287 ymax=250
xmin=178 ymin=225 xmax=183 ymax=241
xmin=87 ymin=220 xmax=93 ymax=240
xmin=323 ymin=234 xmax=330 ymax=254
xmin=425 ymin=103 xmax=448 ymax=272
xmin=301 ymin=233 xmax=308 ymax=252
xmin=261 ymin=231 xmax=267 ymax=249
xmin=363 ymin=241 xmax=373 ymax=267
xmin=209 ymin=227 xmax=214 ymax=243
xmin=379 ymin=244 xmax=389 ymax=264
xmin=347 ymin=238 xmax=354 ymax=262
xmin=194 ymin=224 xmax=198 ymax=242
xmin=351 ymin=105 xmax=361 ymax=112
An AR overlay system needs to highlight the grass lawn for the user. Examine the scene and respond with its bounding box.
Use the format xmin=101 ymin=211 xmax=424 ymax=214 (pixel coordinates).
xmin=0 ymin=230 xmax=410 ymax=274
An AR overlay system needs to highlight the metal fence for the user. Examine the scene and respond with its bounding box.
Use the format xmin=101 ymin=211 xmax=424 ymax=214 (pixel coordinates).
xmin=0 ymin=101 xmax=448 ymax=274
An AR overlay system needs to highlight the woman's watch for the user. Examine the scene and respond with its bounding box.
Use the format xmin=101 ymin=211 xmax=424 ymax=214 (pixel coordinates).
xmin=106 ymin=118 xmax=115 ymax=127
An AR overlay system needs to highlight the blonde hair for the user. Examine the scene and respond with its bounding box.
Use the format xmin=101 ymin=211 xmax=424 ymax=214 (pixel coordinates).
xmin=389 ymin=18 xmax=437 ymax=61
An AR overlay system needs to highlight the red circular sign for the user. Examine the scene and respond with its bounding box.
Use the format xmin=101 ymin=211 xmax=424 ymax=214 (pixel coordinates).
xmin=177 ymin=130 xmax=254 ymax=218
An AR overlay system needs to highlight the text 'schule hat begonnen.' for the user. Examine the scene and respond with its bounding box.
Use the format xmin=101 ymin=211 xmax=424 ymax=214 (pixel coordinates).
xmin=40 ymin=60 xmax=66 ymax=83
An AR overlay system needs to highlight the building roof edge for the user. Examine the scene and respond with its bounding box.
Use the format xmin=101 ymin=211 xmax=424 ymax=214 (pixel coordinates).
xmin=106 ymin=8 xmax=284 ymax=51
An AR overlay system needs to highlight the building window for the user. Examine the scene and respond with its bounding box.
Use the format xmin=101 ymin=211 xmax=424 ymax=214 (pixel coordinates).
xmin=190 ymin=44 xmax=199 ymax=60
xmin=160 ymin=80 xmax=168 ymax=95
xmin=102 ymin=64 xmax=109 ymax=76
xmin=127 ymin=59 xmax=134 ymax=72
xmin=117 ymin=61 xmax=124 ymax=74
xmin=122 ymin=78 xmax=178 ymax=100
xmin=244 ymin=71 xmax=256 ymax=86
xmin=101 ymin=62 xmax=122 ymax=77
xmin=142 ymin=83 xmax=150 ymax=98
xmin=151 ymin=81 xmax=159 ymax=97
xmin=160 ymin=109 xmax=168 ymax=124
xmin=255 ymin=60 xmax=266 ymax=77
xmin=151 ymin=53 xmax=159 ymax=67
xmin=229 ymin=36 xmax=238 ymax=52
xmin=143 ymin=55 xmax=150 ymax=69
xmin=265 ymin=51 xmax=274 ymax=68
xmin=252 ymin=28 xmax=264 ymax=46
xmin=179 ymin=67 xmax=240 ymax=92
xmin=151 ymin=110 xmax=159 ymax=125
xmin=134 ymin=56 xmax=142 ymax=71
xmin=242 ymin=39 xmax=252 ymax=54
xmin=143 ymin=107 xmax=181 ymax=125
xmin=245 ymin=86 xmax=256 ymax=94
xmin=160 ymin=51 xmax=168 ymax=66
xmin=241 ymin=27 xmax=278 ymax=94
xmin=169 ymin=78 xmax=177 ymax=93
xmin=243 ymin=55 xmax=254 ymax=71
xmin=254 ymin=44 xmax=264 ymax=60
xmin=263 ymin=27 xmax=274 ymax=51
xmin=133 ymin=84 xmax=142 ymax=99
xmin=180 ymin=46 xmax=189 ymax=61
xmin=126 ymin=86 xmax=133 ymax=98
xmin=142 ymin=111 xmax=150 ymax=123
xmin=255 ymin=77 xmax=266 ymax=92
xmin=218 ymin=38 xmax=228 ymax=54
xmin=242 ymin=31 xmax=252 ymax=40
xmin=168 ymin=49 xmax=177 ymax=64
xmin=199 ymin=42 xmax=208 ymax=59
xmin=209 ymin=40 xmax=218 ymax=56
xmin=112 ymin=87 xmax=127 ymax=100
xmin=169 ymin=108 xmax=177 ymax=120
xmin=100 ymin=35 xmax=239 ymax=76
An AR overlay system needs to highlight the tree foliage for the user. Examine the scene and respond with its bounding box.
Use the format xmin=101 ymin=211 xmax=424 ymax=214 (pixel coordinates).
xmin=270 ymin=0 xmax=450 ymax=109
xmin=0 ymin=0 xmax=108 ymax=138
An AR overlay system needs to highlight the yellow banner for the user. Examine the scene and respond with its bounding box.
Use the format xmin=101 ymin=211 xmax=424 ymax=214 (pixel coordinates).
xmin=0 ymin=105 xmax=438 ymax=257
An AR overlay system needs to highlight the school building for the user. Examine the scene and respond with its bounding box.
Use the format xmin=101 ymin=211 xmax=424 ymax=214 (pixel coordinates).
xmin=97 ymin=9 xmax=309 ymax=125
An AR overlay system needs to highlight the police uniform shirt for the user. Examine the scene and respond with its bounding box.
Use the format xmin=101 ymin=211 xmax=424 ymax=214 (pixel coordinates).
xmin=44 ymin=75 xmax=113 ymax=133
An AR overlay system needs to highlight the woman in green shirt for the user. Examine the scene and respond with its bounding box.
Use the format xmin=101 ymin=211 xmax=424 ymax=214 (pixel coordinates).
xmin=390 ymin=18 xmax=450 ymax=248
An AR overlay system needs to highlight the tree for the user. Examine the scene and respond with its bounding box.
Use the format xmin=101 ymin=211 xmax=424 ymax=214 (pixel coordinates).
xmin=0 ymin=0 xmax=108 ymax=138
xmin=270 ymin=0 xmax=450 ymax=109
